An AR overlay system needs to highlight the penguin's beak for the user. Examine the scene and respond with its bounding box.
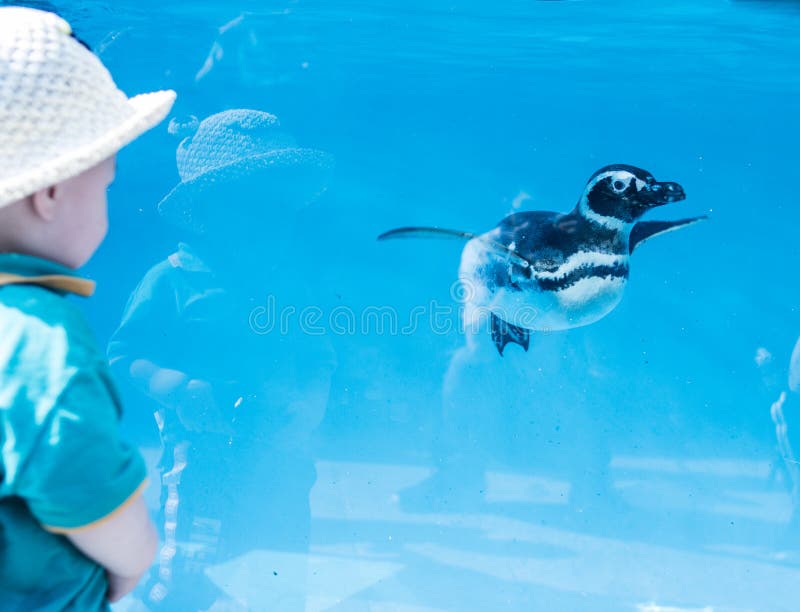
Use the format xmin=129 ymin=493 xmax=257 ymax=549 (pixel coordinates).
xmin=642 ymin=181 xmax=686 ymax=208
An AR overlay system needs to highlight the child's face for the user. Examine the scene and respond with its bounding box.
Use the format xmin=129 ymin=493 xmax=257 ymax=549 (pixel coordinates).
xmin=53 ymin=156 xmax=116 ymax=267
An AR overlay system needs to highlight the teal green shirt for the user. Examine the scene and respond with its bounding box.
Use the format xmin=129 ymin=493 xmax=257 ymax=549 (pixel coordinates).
xmin=0 ymin=254 xmax=147 ymax=611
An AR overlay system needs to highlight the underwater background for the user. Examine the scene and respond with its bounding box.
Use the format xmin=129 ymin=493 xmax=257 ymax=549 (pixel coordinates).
xmin=10 ymin=0 xmax=800 ymax=610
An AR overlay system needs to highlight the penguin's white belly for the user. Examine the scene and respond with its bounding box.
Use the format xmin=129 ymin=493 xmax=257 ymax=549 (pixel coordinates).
xmin=490 ymin=276 xmax=626 ymax=330
xmin=458 ymin=238 xmax=628 ymax=332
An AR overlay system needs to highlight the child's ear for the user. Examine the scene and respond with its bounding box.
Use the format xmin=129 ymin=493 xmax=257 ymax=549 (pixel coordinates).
xmin=29 ymin=185 xmax=59 ymax=222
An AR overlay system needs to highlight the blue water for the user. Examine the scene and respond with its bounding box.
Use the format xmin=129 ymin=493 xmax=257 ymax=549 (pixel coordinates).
xmin=31 ymin=0 xmax=800 ymax=609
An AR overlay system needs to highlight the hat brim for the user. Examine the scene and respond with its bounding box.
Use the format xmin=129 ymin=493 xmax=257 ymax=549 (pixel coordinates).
xmin=156 ymin=148 xmax=335 ymax=235
xmin=0 ymin=89 xmax=176 ymax=208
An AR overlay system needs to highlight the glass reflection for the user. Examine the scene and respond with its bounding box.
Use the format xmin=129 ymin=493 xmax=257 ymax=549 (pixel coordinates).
xmin=108 ymin=109 xmax=335 ymax=610
xmin=765 ymin=336 xmax=800 ymax=528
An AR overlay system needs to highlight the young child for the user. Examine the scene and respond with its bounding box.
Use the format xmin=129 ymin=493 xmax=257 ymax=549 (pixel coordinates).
xmin=0 ymin=7 xmax=175 ymax=610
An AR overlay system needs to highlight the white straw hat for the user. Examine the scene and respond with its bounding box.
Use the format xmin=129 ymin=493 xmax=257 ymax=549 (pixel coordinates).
xmin=0 ymin=7 xmax=176 ymax=208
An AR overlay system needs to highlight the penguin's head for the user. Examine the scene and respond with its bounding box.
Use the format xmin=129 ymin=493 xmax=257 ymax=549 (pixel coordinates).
xmin=578 ymin=164 xmax=685 ymax=228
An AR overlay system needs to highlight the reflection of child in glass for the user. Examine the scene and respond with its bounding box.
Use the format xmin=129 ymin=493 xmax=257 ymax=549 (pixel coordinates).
xmin=0 ymin=8 xmax=175 ymax=609
xmin=108 ymin=110 xmax=336 ymax=609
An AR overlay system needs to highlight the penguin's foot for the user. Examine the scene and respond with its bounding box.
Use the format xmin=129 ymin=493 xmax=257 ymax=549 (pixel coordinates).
xmin=491 ymin=313 xmax=531 ymax=356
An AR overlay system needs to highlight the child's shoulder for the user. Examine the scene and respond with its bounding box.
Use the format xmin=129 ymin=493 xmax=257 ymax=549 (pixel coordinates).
xmin=0 ymin=283 xmax=102 ymax=368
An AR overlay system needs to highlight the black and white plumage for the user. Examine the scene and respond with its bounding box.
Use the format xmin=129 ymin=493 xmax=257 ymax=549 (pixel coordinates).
xmin=379 ymin=165 xmax=706 ymax=355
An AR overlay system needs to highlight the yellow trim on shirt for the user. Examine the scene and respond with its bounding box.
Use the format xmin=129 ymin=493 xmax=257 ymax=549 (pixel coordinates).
xmin=42 ymin=478 xmax=149 ymax=534
xmin=0 ymin=273 xmax=96 ymax=297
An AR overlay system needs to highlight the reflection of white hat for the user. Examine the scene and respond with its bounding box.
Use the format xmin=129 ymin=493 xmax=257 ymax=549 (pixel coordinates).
xmin=0 ymin=8 xmax=176 ymax=208
xmin=157 ymin=109 xmax=333 ymax=235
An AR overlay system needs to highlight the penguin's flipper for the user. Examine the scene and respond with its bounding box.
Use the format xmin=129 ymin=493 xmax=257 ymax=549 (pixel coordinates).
xmin=378 ymin=226 xmax=480 ymax=242
xmin=378 ymin=226 xmax=534 ymax=272
xmin=629 ymin=216 xmax=708 ymax=254
xmin=491 ymin=313 xmax=530 ymax=356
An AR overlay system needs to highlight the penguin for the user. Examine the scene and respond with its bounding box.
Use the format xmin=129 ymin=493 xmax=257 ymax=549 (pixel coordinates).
xmin=379 ymin=164 xmax=706 ymax=355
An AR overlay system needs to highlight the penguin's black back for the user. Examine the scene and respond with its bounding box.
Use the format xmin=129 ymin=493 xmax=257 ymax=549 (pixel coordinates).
xmin=494 ymin=211 xmax=626 ymax=271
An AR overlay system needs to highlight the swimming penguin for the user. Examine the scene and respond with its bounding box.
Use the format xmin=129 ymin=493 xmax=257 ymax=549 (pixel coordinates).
xmin=379 ymin=164 xmax=706 ymax=355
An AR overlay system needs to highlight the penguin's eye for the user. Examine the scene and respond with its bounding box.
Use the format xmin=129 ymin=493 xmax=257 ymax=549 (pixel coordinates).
xmin=612 ymin=180 xmax=626 ymax=192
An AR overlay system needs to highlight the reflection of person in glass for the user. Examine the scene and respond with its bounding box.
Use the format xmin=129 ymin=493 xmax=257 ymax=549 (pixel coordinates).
xmin=764 ymin=337 xmax=800 ymax=528
xmin=108 ymin=109 xmax=336 ymax=610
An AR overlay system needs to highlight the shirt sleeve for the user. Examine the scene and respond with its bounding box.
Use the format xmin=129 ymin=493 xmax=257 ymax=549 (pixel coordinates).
xmin=14 ymin=363 xmax=148 ymax=532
